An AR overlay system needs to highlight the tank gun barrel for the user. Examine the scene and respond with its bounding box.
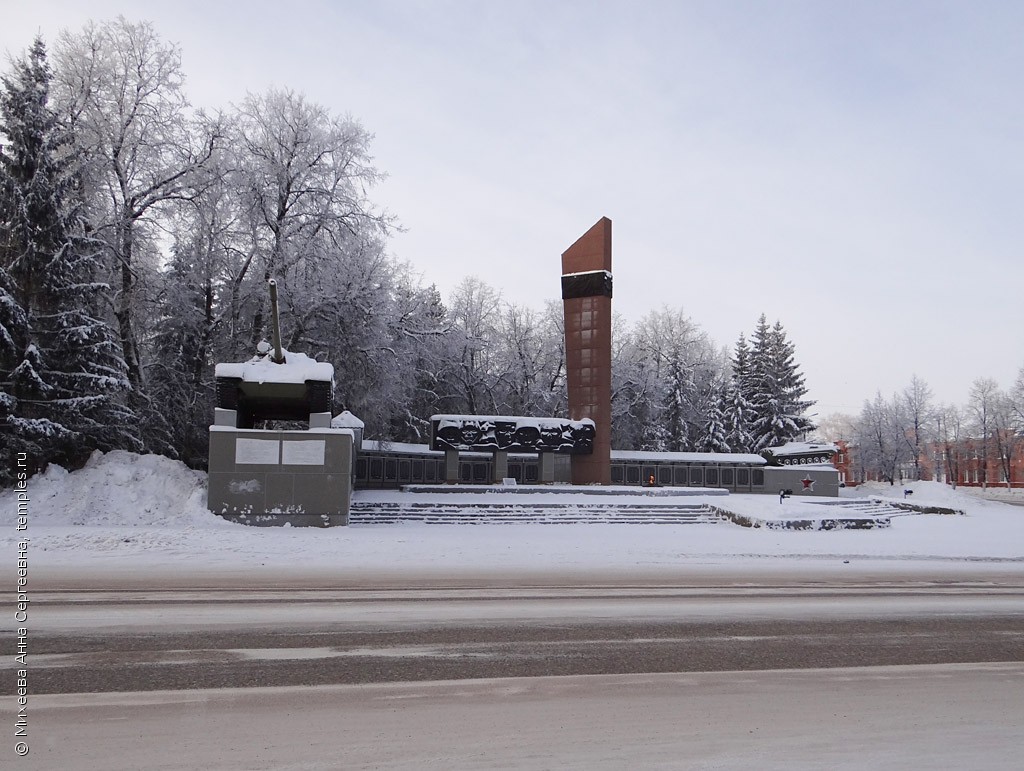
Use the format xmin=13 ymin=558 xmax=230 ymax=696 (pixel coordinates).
xmin=268 ymin=279 xmax=286 ymax=364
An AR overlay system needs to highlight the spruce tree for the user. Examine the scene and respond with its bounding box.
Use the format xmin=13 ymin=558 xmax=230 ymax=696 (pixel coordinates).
xmin=0 ymin=36 xmax=140 ymax=476
xmin=723 ymin=333 xmax=755 ymax=452
xmin=747 ymin=315 xmax=815 ymax=451
xmin=768 ymin=320 xmax=815 ymax=437
xmin=662 ymin=362 xmax=693 ymax=452
xmin=0 ymin=264 xmax=32 ymax=482
xmin=1 ymin=37 xmax=69 ymax=474
xmin=698 ymin=384 xmax=731 ymax=453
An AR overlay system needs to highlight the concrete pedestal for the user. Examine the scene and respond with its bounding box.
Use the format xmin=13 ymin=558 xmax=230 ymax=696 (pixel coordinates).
xmin=445 ymin=449 xmax=460 ymax=483
xmin=540 ymin=453 xmax=555 ymax=484
xmin=207 ymin=428 xmax=353 ymax=526
xmin=493 ymin=451 xmax=509 ymax=482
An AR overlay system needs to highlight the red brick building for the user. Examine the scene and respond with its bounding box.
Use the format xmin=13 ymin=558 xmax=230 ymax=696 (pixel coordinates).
xmin=831 ymin=440 xmax=855 ymax=486
xmin=919 ymin=433 xmax=1024 ymax=488
xmin=834 ymin=434 xmax=1024 ymax=489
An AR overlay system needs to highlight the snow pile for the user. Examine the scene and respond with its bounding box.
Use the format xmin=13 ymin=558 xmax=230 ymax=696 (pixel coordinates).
xmin=330 ymin=410 xmax=364 ymax=429
xmin=843 ymin=480 xmax=1003 ymax=512
xmin=0 ymin=450 xmax=223 ymax=528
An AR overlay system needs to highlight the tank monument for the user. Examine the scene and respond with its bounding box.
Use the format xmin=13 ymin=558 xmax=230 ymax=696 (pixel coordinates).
xmin=206 ymin=280 xmax=354 ymax=526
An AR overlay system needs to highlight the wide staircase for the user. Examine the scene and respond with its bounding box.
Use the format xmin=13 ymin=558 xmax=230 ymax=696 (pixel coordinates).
xmin=349 ymin=500 xmax=723 ymax=525
xmin=804 ymin=499 xmax=912 ymax=519
xmin=350 ymin=495 xmax=955 ymax=528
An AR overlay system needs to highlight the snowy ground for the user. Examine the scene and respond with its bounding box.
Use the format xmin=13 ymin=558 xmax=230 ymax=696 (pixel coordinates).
xmin=5 ymin=452 xmax=1022 ymax=770
xmin=4 ymin=450 xmax=1023 ymax=579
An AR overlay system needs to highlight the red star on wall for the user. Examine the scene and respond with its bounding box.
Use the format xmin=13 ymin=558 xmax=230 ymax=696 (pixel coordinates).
xmin=801 ymin=477 xmax=815 ymax=491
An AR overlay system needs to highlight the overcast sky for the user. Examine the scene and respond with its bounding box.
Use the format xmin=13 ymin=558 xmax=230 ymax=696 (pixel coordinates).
xmin=3 ymin=0 xmax=1022 ymax=417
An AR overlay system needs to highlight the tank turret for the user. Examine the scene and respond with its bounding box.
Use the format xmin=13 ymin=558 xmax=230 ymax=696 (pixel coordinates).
xmin=214 ymin=280 xmax=334 ymax=427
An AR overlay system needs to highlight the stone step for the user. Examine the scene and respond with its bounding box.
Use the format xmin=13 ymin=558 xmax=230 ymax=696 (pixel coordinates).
xmin=349 ymin=502 xmax=722 ymax=525
xmin=351 ymin=519 xmax=722 ymax=526
xmin=802 ymin=499 xmax=912 ymax=520
xmin=350 ymin=511 xmax=718 ymax=518
xmin=351 ymin=502 xmax=709 ymax=511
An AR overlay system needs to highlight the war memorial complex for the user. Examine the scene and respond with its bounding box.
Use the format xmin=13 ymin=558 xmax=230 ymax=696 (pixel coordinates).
xmin=207 ymin=221 xmax=840 ymax=526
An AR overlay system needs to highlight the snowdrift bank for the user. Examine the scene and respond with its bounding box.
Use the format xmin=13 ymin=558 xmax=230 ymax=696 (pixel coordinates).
xmin=2 ymin=452 xmax=1022 ymax=574
xmin=0 ymin=450 xmax=221 ymax=528
xmin=845 ymin=479 xmax=1007 ymax=511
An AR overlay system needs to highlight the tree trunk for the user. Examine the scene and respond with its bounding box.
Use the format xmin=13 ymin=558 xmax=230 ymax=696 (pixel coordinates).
xmin=116 ymin=219 xmax=143 ymax=391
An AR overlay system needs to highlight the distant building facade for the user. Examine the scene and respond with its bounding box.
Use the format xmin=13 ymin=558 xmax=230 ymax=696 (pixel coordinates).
xmin=831 ymin=440 xmax=854 ymax=486
xmin=833 ymin=434 xmax=1024 ymax=489
xmin=920 ymin=433 xmax=1024 ymax=488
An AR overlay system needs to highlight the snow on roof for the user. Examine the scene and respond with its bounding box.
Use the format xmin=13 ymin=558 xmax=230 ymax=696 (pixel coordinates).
xmin=363 ymin=439 xmax=437 ymax=455
xmin=612 ymin=450 xmax=767 ymax=465
xmin=361 ymin=439 xmax=501 ymax=458
xmin=359 ymin=440 xmax=765 ymax=465
xmin=331 ymin=410 xmax=365 ymax=429
xmin=215 ymin=349 xmax=334 ymax=384
xmin=430 ymin=415 xmax=595 ymax=428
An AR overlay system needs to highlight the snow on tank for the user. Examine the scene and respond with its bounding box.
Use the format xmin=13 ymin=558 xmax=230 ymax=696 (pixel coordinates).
xmin=761 ymin=442 xmax=839 ymax=466
xmin=215 ymin=349 xmax=334 ymax=384
xmin=214 ymin=349 xmax=335 ymax=427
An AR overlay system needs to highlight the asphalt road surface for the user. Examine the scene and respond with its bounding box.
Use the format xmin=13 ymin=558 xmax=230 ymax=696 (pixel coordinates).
xmin=19 ymin=665 xmax=1024 ymax=771
xmin=20 ymin=579 xmax=1024 ymax=694
xmin=8 ymin=565 xmax=1024 ymax=769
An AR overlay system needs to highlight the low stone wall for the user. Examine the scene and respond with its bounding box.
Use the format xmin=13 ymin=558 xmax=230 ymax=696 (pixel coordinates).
xmin=705 ymin=505 xmax=892 ymax=530
xmin=762 ymin=466 xmax=841 ymax=498
xmin=872 ymin=499 xmax=965 ymax=516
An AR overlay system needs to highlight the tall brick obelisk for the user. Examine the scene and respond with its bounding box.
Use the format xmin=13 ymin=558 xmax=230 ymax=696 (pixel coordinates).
xmin=561 ymin=217 xmax=612 ymax=485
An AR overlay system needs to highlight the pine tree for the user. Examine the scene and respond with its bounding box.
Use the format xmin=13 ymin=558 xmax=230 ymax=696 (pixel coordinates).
xmin=0 ymin=36 xmax=140 ymax=477
xmin=698 ymin=384 xmax=731 ymax=453
xmin=0 ymin=264 xmax=32 ymax=482
xmin=723 ymin=333 xmax=755 ymax=452
xmin=769 ymin=320 xmax=815 ymax=437
xmin=1 ymin=37 xmax=69 ymax=475
xmin=662 ymin=361 xmax=693 ymax=452
xmin=723 ymin=383 xmax=754 ymax=453
xmin=747 ymin=315 xmax=815 ymax=451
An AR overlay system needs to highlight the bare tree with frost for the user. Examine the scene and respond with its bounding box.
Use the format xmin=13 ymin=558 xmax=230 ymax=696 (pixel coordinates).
xmin=900 ymin=374 xmax=935 ymax=480
xmin=51 ymin=18 xmax=221 ymax=391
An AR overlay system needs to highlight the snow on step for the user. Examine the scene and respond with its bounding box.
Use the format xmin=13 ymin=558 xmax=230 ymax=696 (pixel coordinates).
xmin=349 ymin=500 xmax=721 ymax=525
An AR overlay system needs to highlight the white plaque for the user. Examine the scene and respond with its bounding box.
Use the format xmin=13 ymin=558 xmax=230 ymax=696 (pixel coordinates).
xmin=235 ymin=438 xmax=280 ymax=465
xmin=282 ymin=440 xmax=326 ymax=466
